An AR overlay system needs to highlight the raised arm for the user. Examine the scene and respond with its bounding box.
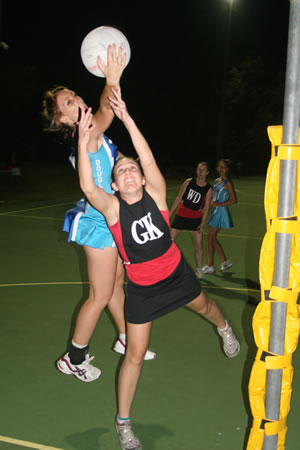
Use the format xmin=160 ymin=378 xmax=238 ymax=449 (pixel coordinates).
xmin=91 ymin=45 xmax=126 ymax=137
xmin=77 ymin=107 xmax=118 ymax=225
xmin=108 ymin=88 xmax=166 ymax=203
xmin=169 ymin=178 xmax=191 ymax=216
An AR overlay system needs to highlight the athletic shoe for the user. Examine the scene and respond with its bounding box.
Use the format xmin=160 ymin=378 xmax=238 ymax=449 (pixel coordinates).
xmin=202 ymin=265 xmax=216 ymax=275
xmin=195 ymin=268 xmax=203 ymax=279
xmin=220 ymin=260 xmax=233 ymax=273
xmin=56 ymin=353 xmax=101 ymax=382
xmin=217 ymin=321 xmax=240 ymax=358
xmin=113 ymin=337 xmax=157 ymax=360
xmin=115 ymin=418 xmax=142 ymax=450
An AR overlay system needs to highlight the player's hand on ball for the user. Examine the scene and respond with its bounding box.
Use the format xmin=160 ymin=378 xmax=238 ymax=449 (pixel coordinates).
xmin=97 ymin=44 xmax=126 ymax=86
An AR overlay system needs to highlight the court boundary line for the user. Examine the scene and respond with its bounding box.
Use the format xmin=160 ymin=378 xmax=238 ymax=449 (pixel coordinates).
xmin=0 ymin=281 xmax=89 ymax=287
xmin=0 ymin=202 xmax=75 ymax=215
xmin=0 ymin=434 xmax=63 ymax=450
xmin=0 ymin=212 xmax=263 ymax=240
xmin=0 ymin=214 xmax=63 ymax=221
xmin=0 ymin=280 xmax=260 ymax=293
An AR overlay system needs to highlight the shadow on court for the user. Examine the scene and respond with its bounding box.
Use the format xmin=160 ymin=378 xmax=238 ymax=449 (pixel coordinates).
xmin=65 ymin=424 xmax=173 ymax=450
xmin=1 ymin=169 xmax=300 ymax=449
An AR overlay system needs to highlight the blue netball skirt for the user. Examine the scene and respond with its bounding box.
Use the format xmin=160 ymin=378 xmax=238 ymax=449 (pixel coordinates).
xmin=63 ymin=199 xmax=116 ymax=249
xmin=125 ymin=255 xmax=202 ymax=324
xmin=208 ymin=206 xmax=233 ymax=229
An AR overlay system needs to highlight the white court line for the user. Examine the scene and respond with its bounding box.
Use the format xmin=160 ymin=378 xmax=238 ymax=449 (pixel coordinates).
xmin=180 ymin=229 xmax=263 ymax=241
xmin=0 ymin=435 xmax=63 ymax=449
xmin=0 ymin=281 xmax=89 ymax=288
xmin=0 ymin=202 xmax=74 ymax=215
xmin=0 ymin=212 xmax=264 ymax=240
xmin=217 ymin=232 xmax=262 ymax=240
xmin=0 ymin=214 xmax=63 ymax=221
xmin=0 ymin=281 xmax=260 ymax=293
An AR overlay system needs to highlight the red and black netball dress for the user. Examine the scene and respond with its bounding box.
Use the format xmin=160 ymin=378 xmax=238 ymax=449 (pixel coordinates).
xmin=109 ymin=190 xmax=202 ymax=324
xmin=172 ymin=178 xmax=212 ymax=231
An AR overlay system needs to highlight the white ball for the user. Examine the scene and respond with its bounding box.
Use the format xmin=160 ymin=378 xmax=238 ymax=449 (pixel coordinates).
xmin=80 ymin=26 xmax=131 ymax=77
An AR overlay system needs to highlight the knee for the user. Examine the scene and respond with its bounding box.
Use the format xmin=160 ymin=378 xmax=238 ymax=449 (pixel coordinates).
xmin=196 ymin=241 xmax=203 ymax=251
xmin=114 ymin=274 xmax=125 ymax=290
xmin=114 ymin=267 xmax=125 ymax=289
xmin=87 ymin=289 xmax=113 ymax=308
xmin=125 ymin=347 xmax=146 ymax=366
xmin=208 ymin=233 xmax=216 ymax=245
xmin=196 ymin=297 xmax=213 ymax=317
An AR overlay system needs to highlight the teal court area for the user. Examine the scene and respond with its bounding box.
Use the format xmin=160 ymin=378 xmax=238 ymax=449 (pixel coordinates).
xmin=0 ymin=163 xmax=299 ymax=449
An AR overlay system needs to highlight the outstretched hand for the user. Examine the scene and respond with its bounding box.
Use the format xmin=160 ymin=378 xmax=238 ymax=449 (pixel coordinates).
xmin=97 ymin=44 xmax=126 ymax=86
xmin=108 ymin=88 xmax=130 ymax=122
xmin=78 ymin=106 xmax=94 ymax=147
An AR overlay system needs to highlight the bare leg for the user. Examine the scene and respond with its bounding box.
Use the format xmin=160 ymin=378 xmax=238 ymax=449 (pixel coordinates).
xmin=212 ymin=229 xmax=226 ymax=262
xmin=186 ymin=291 xmax=226 ymax=329
xmin=73 ymin=246 xmax=123 ymax=345
xmin=207 ymin=226 xmax=226 ymax=266
xmin=118 ymin=322 xmax=152 ymax=418
xmin=107 ymin=256 xmax=126 ymax=334
xmin=186 ymin=291 xmax=240 ymax=358
xmin=192 ymin=230 xmax=203 ymax=268
xmin=170 ymin=228 xmax=180 ymax=241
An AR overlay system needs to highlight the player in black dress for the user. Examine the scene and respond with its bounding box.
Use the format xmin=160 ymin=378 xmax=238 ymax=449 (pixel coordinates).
xmin=77 ymin=89 xmax=240 ymax=450
xmin=170 ymin=162 xmax=212 ymax=279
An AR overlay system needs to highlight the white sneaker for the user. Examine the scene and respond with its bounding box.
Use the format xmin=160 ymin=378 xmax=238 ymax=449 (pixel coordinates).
xmin=220 ymin=260 xmax=232 ymax=273
xmin=202 ymin=265 xmax=216 ymax=275
xmin=195 ymin=268 xmax=203 ymax=279
xmin=115 ymin=418 xmax=142 ymax=450
xmin=217 ymin=321 xmax=240 ymax=358
xmin=56 ymin=353 xmax=101 ymax=382
xmin=113 ymin=337 xmax=157 ymax=360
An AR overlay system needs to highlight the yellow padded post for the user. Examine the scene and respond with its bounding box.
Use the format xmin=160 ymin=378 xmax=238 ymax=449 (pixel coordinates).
xmin=247 ymin=125 xmax=300 ymax=448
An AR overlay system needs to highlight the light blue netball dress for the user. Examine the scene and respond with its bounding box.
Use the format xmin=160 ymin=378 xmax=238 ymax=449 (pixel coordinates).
xmin=63 ymin=132 xmax=118 ymax=249
xmin=207 ymin=178 xmax=233 ymax=229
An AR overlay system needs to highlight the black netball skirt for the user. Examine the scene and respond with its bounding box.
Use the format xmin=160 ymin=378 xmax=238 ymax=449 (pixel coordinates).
xmin=171 ymin=214 xmax=202 ymax=231
xmin=125 ymin=255 xmax=202 ymax=324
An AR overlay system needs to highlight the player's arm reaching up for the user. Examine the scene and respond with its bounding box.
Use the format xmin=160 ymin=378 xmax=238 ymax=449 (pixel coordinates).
xmin=77 ymin=107 xmax=119 ymax=224
xmin=90 ymin=45 xmax=126 ymax=137
xmin=169 ymin=178 xmax=191 ymax=216
xmin=108 ymin=88 xmax=168 ymax=210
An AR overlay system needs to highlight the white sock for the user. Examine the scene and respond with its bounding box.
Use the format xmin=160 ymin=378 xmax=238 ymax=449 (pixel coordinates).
xmin=72 ymin=340 xmax=88 ymax=349
xmin=117 ymin=414 xmax=131 ymax=423
xmin=218 ymin=320 xmax=229 ymax=331
xmin=119 ymin=333 xmax=126 ymax=342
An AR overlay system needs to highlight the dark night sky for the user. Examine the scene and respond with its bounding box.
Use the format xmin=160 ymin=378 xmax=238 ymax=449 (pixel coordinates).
xmin=1 ymin=1 xmax=290 ymax=78
xmin=0 ymin=0 xmax=292 ymax=169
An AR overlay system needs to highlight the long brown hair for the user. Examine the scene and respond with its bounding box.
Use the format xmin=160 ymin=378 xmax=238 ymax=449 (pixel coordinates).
xmin=42 ymin=86 xmax=73 ymax=137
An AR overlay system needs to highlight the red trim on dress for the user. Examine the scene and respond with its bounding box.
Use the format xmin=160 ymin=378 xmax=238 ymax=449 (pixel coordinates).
xmin=126 ymin=242 xmax=181 ymax=285
xmin=109 ymin=209 xmax=181 ymax=286
xmin=177 ymin=203 xmax=202 ymax=218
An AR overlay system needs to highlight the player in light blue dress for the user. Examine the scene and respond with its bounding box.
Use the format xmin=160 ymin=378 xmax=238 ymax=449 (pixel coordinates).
xmin=202 ymin=159 xmax=236 ymax=275
xmin=208 ymin=178 xmax=233 ymax=229
xmin=63 ymin=134 xmax=118 ymax=249
xmin=42 ymin=46 xmax=156 ymax=383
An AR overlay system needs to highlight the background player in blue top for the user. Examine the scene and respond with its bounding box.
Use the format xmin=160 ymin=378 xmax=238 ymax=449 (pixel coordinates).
xmin=42 ymin=45 xmax=156 ymax=382
xmin=202 ymin=159 xmax=236 ymax=275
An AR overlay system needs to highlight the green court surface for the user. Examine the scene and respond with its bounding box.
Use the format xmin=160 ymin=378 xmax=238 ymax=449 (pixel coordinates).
xmin=0 ymin=163 xmax=299 ymax=449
